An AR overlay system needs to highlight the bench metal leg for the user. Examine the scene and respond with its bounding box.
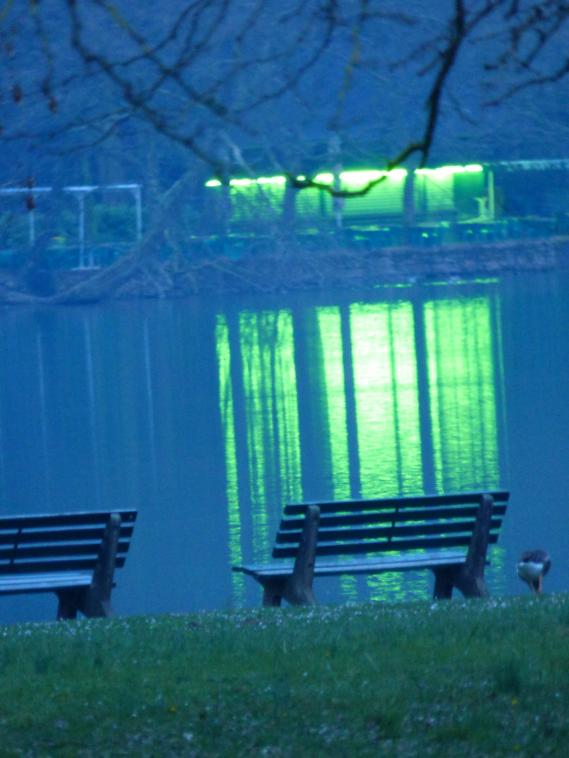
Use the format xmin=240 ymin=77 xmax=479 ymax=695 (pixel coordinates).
xmin=259 ymin=576 xmax=316 ymax=607
xmin=432 ymin=565 xmax=489 ymax=600
xmin=261 ymin=579 xmax=285 ymax=607
xmin=260 ymin=574 xmax=317 ymax=607
xmin=433 ymin=494 xmax=493 ymax=601
xmin=56 ymin=589 xmax=81 ymax=620
xmin=285 ymin=505 xmax=319 ymax=605
xmin=57 ymin=588 xmax=114 ymax=620
xmin=81 ymin=513 xmax=121 ymax=618
xmin=433 ymin=567 xmax=455 ymax=600
xmin=55 ymin=514 xmax=121 ymax=620
xmin=457 ymin=494 xmax=492 ymax=599
xmin=257 ymin=505 xmax=320 ymax=607
xmin=454 ymin=570 xmax=489 ymax=599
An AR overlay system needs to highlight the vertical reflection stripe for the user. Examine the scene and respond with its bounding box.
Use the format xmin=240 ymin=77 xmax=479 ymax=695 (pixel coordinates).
xmin=239 ymin=310 xmax=302 ymax=560
xmin=315 ymin=307 xmax=350 ymax=500
xmin=425 ymin=297 xmax=499 ymax=492
xmin=215 ymin=315 xmax=245 ymax=602
xmin=350 ymin=301 xmax=425 ymax=602
xmin=350 ymin=301 xmax=423 ymax=498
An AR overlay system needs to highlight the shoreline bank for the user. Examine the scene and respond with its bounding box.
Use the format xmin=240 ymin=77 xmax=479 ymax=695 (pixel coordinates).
xmin=175 ymin=234 xmax=569 ymax=296
xmin=1 ymin=234 xmax=569 ymax=303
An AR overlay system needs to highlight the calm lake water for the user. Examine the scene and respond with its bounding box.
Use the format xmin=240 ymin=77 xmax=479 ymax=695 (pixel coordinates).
xmin=1 ymin=270 xmax=569 ymax=622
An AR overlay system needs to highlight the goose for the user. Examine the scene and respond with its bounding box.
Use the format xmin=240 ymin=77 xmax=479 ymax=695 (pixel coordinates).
xmin=517 ymin=549 xmax=551 ymax=594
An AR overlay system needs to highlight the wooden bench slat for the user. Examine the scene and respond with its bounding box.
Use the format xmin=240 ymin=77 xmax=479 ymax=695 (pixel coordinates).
xmin=0 ymin=510 xmax=137 ymax=530
xmin=0 ymin=525 xmax=135 ymax=545
xmin=0 ymin=540 xmax=132 ymax=561
xmin=273 ymin=533 xmax=499 ymax=559
xmin=284 ymin=490 xmax=509 ymax=516
xmin=279 ymin=504 xmax=507 ymax=531
xmin=275 ymin=518 xmax=504 ymax=545
xmin=0 ymin=572 xmax=93 ymax=593
xmin=0 ymin=556 xmax=127 ymax=575
xmin=234 ymin=551 xmax=469 ymax=579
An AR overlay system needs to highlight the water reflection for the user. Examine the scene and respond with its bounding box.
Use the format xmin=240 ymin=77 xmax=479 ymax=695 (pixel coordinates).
xmin=425 ymin=297 xmax=500 ymax=492
xmin=0 ymin=281 xmax=510 ymax=620
xmin=315 ymin=308 xmax=351 ymax=500
xmin=217 ymin=286 xmax=505 ymax=603
xmin=216 ymin=316 xmax=243 ymax=602
xmin=350 ymin=301 xmax=423 ymax=498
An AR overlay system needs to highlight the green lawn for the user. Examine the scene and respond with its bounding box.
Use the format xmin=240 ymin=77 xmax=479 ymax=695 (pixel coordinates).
xmin=1 ymin=594 xmax=568 ymax=756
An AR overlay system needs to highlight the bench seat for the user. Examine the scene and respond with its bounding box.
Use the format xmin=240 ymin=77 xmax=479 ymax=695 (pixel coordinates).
xmin=233 ymin=490 xmax=509 ymax=606
xmin=237 ymin=550 xmax=469 ymax=580
xmin=0 ymin=572 xmax=93 ymax=594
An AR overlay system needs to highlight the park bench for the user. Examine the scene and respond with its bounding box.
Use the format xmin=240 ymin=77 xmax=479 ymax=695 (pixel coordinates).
xmin=233 ymin=491 xmax=509 ymax=606
xmin=0 ymin=509 xmax=137 ymax=619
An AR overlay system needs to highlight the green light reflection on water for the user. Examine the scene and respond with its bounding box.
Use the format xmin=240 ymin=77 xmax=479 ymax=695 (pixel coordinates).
xmin=315 ymin=307 xmax=351 ymax=500
xmin=215 ymin=315 xmax=245 ymax=603
xmin=349 ymin=301 xmax=426 ymax=602
xmin=350 ymin=301 xmax=423 ymax=498
xmin=217 ymin=289 xmax=505 ymax=606
xmin=239 ymin=309 xmax=302 ymax=561
xmin=424 ymin=294 xmax=505 ymax=592
xmin=313 ymin=307 xmax=357 ymax=599
xmin=425 ymin=297 xmax=499 ymax=493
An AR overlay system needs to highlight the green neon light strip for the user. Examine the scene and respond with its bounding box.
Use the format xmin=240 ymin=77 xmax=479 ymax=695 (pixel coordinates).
xmin=205 ymin=164 xmax=483 ymax=188
xmin=206 ymin=175 xmax=288 ymax=188
xmin=215 ymin=315 xmax=245 ymax=603
xmin=415 ymin=164 xmax=483 ymax=176
xmin=314 ymin=168 xmax=408 ymax=187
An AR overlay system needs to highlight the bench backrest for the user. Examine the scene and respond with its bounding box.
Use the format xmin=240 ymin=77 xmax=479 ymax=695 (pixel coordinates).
xmin=0 ymin=510 xmax=137 ymax=575
xmin=272 ymin=491 xmax=509 ymax=559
